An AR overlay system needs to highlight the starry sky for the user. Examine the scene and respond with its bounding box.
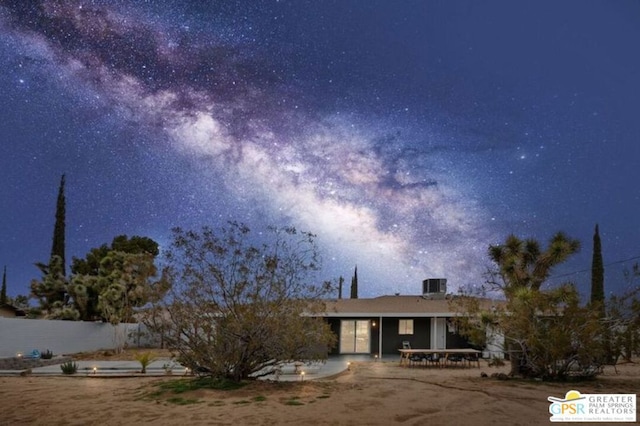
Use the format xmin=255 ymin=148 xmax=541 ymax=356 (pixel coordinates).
xmin=1 ymin=0 xmax=639 ymax=300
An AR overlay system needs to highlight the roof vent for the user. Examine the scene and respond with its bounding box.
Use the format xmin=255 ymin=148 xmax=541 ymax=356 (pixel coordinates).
xmin=422 ymin=278 xmax=447 ymax=299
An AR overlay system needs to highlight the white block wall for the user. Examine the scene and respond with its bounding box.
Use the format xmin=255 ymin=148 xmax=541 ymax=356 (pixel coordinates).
xmin=0 ymin=318 xmax=152 ymax=358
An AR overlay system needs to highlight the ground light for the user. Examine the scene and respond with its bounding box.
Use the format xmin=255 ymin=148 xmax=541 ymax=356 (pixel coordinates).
xmin=92 ymin=367 xmax=97 ymax=374
xmin=300 ymin=371 xmax=305 ymax=382
xmin=347 ymin=362 xmax=351 ymax=371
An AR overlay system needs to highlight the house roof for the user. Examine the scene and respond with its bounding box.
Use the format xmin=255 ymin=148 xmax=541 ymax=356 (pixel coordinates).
xmin=322 ymin=295 xmax=501 ymax=317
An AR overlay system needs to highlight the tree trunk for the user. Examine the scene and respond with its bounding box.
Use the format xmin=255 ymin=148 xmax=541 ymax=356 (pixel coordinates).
xmin=507 ymin=343 xmax=525 ymax=377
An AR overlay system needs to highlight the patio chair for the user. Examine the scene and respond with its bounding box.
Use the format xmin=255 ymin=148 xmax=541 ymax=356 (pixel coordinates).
xmin=446 ymin=354 xmax=463 ymax=367
xmin=401 ymin=341 xmax=423 ymax=367
xmin=409 ymin=353 xmax=426 ymax=367
xmin=425 ymin=353 xmax=440 ymax=368
xmin=464 ymin=352 xmax=481 ymax=368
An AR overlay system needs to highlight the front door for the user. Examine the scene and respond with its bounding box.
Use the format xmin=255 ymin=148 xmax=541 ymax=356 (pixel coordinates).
xmin=340 ymin=320 xmax=370 ymax=353
xmin=431 ymin=317 xmax=446 ymax=349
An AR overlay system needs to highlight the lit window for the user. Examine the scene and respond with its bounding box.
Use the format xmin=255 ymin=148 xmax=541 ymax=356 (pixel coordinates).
xmin=399 ymin=319 xmax=414 ymax=335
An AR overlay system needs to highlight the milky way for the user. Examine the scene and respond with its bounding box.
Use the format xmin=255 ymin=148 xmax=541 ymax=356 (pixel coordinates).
xmin=2 ymin=1 xmax=640 ymax=297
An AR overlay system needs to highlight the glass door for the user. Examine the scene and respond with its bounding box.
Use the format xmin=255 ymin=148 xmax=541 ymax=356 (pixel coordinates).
xmin=340 ymin=320 xmax=370 ymax=353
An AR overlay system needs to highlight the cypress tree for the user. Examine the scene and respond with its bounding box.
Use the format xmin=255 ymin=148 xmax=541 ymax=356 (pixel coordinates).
xmin=590 ymin=224 xmax=612 ymax=363
xmin=350 ymin=266 xmax=358 ymax=299
xmin=51 ymin=174 xmax=66 ymax=276
xmin=338 ymin=276 xmax=344 ymax=299
xmin=590 ymin=224 xmax=605 ymax=309
xmin=1 ymin=266 xmax=7 ymax=305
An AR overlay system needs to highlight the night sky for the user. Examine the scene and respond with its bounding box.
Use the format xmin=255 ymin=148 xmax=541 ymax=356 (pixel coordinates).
xmin=1 ymin=1 xmax=639 ymax=299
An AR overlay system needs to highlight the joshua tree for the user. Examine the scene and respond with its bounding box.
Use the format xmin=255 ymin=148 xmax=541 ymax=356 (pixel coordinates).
xmin=487 ymin=232 xmax=583 ymax=377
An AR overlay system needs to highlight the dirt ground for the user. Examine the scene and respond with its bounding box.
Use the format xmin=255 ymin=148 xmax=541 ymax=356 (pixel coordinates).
xmin=0 ymin=352 xmax=637 ymax=425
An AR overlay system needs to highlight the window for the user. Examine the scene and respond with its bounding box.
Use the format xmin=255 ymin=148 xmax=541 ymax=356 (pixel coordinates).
xmin=398 ymin=319 xmax=414 ymax=335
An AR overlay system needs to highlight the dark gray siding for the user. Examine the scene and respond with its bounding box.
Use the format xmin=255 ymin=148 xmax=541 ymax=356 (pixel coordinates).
xmin=327 ymin=318 xmax=341 ymax=355
xmin=381 ymin=317 xmax=431 ymax=355
xmin=446 ymin=329 xmax=473 ymax=349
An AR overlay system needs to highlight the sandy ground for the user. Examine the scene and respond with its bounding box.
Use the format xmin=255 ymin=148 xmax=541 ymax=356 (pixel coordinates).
xmin=0 ymin=355 xmax=637 ymax=426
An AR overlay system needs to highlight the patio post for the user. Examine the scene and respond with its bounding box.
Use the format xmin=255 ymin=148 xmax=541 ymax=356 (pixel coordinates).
xmin=378 ymin=315 xmax=382 ymax=359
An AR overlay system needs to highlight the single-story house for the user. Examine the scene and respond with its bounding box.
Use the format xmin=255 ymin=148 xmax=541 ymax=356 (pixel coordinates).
xmin=321 ymin=279 xmax=503 ymax=358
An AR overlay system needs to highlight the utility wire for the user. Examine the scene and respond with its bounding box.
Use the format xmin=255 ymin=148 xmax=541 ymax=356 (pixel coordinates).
xmin=549 ymin=255 xmax=640 ymax=280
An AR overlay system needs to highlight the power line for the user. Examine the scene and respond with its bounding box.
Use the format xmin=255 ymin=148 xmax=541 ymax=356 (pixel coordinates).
xmin=549 ymin=255 xmax=640 ymax=280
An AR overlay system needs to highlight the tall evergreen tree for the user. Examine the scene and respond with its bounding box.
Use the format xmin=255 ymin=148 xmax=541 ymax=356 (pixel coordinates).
xmin=338 ymin=276 xmax=344 ymax=299
xmin=590 ymin=224 xmax=612 ymax=364
xmin=590 ymin=224 xmax=605 ymax=309
xmin=350 ymin=266 xmax=358 ymax=299
xmin=1 ymin=266 xmax=7 ymax=305
xmin=51 ymin=174 xmax=67 ymax=276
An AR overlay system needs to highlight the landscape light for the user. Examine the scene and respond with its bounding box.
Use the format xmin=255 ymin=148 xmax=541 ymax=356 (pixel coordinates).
xmin=300 ymin=371 xmax=305 ymax=381
xmin=347 ymin=362 xmax=351 ymax=371
xmin=16 ymin=352 xmax=23 ymax=358
xmin=93 ymin=367 xmax=97 ymax=374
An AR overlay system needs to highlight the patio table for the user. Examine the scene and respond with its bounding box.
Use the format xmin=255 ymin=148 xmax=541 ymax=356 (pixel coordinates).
xmin=398 ymin=348 xmax=481 ymax=368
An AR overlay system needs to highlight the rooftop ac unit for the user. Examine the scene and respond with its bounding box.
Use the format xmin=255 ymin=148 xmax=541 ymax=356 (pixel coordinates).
xmin=422 ymin=278 xmax=447 ymax=298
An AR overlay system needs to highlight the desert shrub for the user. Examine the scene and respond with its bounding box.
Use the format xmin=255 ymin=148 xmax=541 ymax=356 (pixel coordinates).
xmin=134 ymin=352 xmax=154 ymax=374
xmin=41 ymin=350 xmax=54 ymax=359
xmin=147 ymin=224 xmax=336 ymax=382
xmin=162 ymin=361 xmax=176 ymax=375
xmin=488 ymin=355 xmax=505 ymax=367
xmin=60 ymin=361 xmax=78 ymax=374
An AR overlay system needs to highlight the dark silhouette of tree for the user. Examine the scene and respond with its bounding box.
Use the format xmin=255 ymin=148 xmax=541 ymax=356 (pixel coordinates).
xmin=488 ymin=233 xmax=580 ymax=295
xmin=70 ymin=235 xmax=159 ymax=276
xmin=452 ymin=232 xmax=605 ymax=380
xmin=68 ymin=235 xmax=163 ymax=322
xmin=338 ymin=275 xmax=344 ymax=299
xmin=590 ymin=224 xmax=605 ymax=310
xmin=488 ymin=233 xmax=581 ymax=377
xmin=350 ymin=266 xmax=358 ymax=299
xmin=31 ymin=234 xmax=164 ymax=323
xmin=605 ymin=264 xmax=640 ymax=363
xmin=12 ymin=294 xmax=29 ymax=309
xmin=30 ymin=255 xmax=68 ymax=315
xmin=51 ymin=174 xmax=66 ymax=276
xmin=1 ymin=266 xmax=7 ymax=305
xmin=590 ymin=224 xmax=614 ymax=365
xmin=145 ymin=223 xmax=335 ymax=382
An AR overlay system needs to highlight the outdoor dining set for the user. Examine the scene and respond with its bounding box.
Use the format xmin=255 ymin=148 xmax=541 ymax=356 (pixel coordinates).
xmin=398 ymin=342 xmax=482 ymax=368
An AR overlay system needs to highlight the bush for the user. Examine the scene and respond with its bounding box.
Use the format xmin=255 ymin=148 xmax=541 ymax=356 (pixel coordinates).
xmin=41 ymin=350 xmax=54 ymax=360
xmin=488 ymin=355 xmax=505 ymax=367
xmin=60 ymin=361 xmax=78 ymax=375
xmin=134 ymin=352 xmax=154 ymax=374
